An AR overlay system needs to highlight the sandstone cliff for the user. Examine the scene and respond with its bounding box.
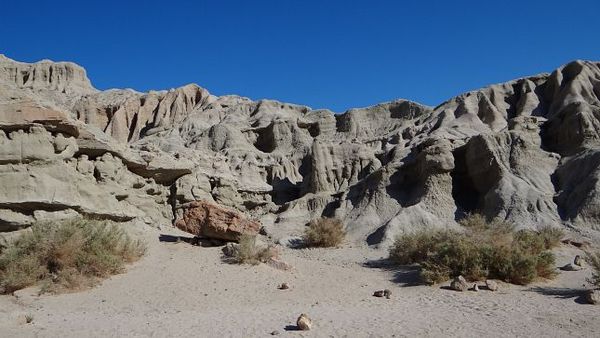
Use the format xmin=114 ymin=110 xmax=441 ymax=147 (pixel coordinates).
xmin=2 ymin=54 xmax=600 ymax=245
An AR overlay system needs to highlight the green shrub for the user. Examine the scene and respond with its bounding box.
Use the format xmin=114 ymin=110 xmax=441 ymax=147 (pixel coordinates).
xmin=303 ymin=217 xmax=345 ymax=248
xmin=514 ymin=230 xmax=546 ymax=254
xmin=0 ymin=218 xmax=145 ymax=294
xmin=389 ymin=214 xmax=559 ymax=285
xmin=232 ymin=234 xmax=278 ymax=265
xmin=389 ymin=230 xmax=446 ymax=264
xmin=535 ymin=251 xmax=557 ymax=279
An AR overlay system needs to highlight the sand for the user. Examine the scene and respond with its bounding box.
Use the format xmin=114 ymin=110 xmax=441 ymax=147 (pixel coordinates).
xmin=1 ymin=223 xmax=599 ymax=337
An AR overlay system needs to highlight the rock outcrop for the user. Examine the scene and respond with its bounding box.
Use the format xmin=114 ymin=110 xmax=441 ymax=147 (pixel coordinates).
xmin=2 ymin=54 xmax=600 ymax=246
xmin=174 ymin=200 xmax=260 ymax=241
xmin=0 ymin=112 xmax=179 ymax=230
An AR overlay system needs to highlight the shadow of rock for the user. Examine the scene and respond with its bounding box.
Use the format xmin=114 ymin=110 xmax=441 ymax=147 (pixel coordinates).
xmin=363 ymin=258 xmax=423 ymax=287
xmin=528 ymin=286 xmax=588 ymax=304
xmin=278 ymin=236 xmax=305 ymax=249
xmin=159 ymin=234 xmax=225 ymax=247
xmin=284 ymin=325 xmax=301 ymax=331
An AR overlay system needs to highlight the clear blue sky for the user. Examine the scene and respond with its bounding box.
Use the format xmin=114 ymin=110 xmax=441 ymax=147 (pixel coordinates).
xmin=1 ymin=0 xmax=599 ymax=112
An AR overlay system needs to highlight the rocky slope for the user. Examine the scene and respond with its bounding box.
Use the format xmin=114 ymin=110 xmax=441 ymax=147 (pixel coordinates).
xmin=1 ymin=54 xmax=600 ymax=245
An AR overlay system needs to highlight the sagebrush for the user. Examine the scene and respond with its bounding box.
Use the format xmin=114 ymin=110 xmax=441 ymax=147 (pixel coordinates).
xmin=303 ymin=217 xmax=345 ymax=248
xmin=0 ymin=218 xmax=146 ymax=294
xmin=231 ymin=234 xmax=278 ymax=265
xmin=389 ymin=215 xmax=563 ymax=285
xmin=586 ymin=251 xmax=600 ymax=288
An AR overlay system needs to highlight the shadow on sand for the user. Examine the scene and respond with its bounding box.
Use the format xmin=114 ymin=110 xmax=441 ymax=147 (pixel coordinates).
xmin=158 ymin=234 xmax=225 ymax=247
xmin=362 ymin=258 xmax=423 ymax=287
xmin=528 ymin=286 xmax=589 ymax=304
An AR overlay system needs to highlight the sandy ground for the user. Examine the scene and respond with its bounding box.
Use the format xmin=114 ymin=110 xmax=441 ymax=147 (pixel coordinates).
xmin=1 ymin=223 xmax=599 ymax=338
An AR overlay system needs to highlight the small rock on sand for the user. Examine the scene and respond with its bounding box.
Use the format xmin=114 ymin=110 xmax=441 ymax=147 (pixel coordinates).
xmin=278 ymin=283 xmax=289 ymax=290
xmin=297 ymin=313 xmax=312 ymax=330
xmin=374 ymin=289 xmax=392 ymax=298
xmin=266 ymin=258 xmax=293 ymax=271
xmin=222 ymin=242 xmax=239 ymax=257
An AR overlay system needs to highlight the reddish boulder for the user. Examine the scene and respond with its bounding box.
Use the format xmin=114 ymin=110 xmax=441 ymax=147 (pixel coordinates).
xmin=174 ymin=200 xmax=260 ymax=241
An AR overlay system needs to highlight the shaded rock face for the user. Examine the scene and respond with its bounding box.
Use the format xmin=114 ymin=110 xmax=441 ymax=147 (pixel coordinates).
xmin=2 ymin=54 xmax=600 ymax=245
xmin=174 ymin=200 xmax=260 ymax=241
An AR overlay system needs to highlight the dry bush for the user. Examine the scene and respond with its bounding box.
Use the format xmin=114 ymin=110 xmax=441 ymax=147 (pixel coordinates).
xmin=0 ymin=236 xmax=6 ymax=254
xmin=303 ymin=217 xmax=345 ymax=248
xmin=537 ymin=226 xmax=564 ymax=249
xmin=25 ymin=314 xmax=34 ymax=324
xmin=0 ymin=218 xmax=145 ymax=294
xmin=586 ymin=251 xmax=600 ymax=288
xmin=389 ymin=214 xmax=559 ymax=285
xmin=232 ymin=234 xmax=278 ymax=265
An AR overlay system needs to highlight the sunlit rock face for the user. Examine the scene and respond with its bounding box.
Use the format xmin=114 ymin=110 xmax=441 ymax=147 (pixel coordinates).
xmin=2 ymin=54 xmax=600 ymax=244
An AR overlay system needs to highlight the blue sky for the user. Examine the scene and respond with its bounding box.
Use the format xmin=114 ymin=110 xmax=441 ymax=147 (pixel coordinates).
xmin=1 ymin=0 xmax=599 ymax=112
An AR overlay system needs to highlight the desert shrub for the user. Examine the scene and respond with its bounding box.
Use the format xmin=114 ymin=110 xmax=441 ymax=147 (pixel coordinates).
xmin=389 ymin=230 xmax=446 ymax=264
xmin=458 ymin=213 xmax=488 ymax=230
xmin=232 ymin=234 xmax=278 ymax=265
xmin=303 ymin=217 xmax=345 ymax=248
xmin=514 ymin=230 xmax=546 ymax=254
xmin=537 ymin=226 xmax=564 ymax=249
xmin=389 ymin=215 xmax=558 ymax=285
xmin=586 ymin=251 xmax=600 ymax=288
xmin=0 ymin=236 xmax=6 ymax=254
xmin=535 ymin=251 xmax=557 ymax=279
xmin=0 ymin=218 xmax=145 ymax=294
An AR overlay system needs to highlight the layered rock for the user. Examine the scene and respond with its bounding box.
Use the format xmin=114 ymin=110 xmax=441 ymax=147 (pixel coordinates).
xmin=0 ymin=54 xmax=95 ymax=95
xmin=0 ymin=106 xmax=189 ymax=231
xmin=72 ymin=84 xmax=213 ymax=143
xmin=2 ymin=54 xmax=600 ymax=246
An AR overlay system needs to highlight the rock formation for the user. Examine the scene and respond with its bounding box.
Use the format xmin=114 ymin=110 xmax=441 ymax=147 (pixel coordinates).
xmin=2 ymin=54 xmax=600 ymax=246
xmin=175 ymin=200 xmax=260 ymax=241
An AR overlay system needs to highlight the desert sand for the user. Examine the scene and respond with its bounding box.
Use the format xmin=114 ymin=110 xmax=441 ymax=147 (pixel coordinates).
xmin=1 ymin=221 xmax=598 ymax=337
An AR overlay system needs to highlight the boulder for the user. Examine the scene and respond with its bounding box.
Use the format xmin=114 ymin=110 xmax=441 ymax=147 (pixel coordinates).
xmin=450 ymin=276 xmax=469 ymax=292
xmin=586 ymin=289 xmax=600 ymax=305
xmin=175 ymin=200 xmax=260 ymax=241
xmin=485 ymin=280 xmax=499 ymax=291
